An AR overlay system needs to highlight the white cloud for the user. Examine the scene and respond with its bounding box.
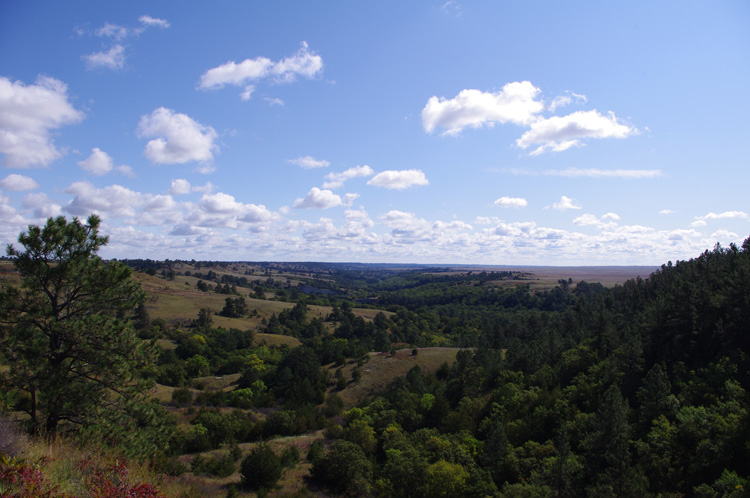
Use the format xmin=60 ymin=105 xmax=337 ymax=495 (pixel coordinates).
xmin=240 ymin=85 xmax=255 ymax=101
xmin=137 ymin=107 xmax=218 ymax=164
xmin=169 ymin=178 xmax=191 ymax=195
xmin=270 ymin=41 xmax=323 ymax=82
xmin=0 ymin=174 xmax=39 ymax=191
xmin=115 ymin=165 xmax=136 ymax=177
xmin=0 ymin=204 xmax=26 ymax=226
xmin=422 ymin=81 xmax=544 ymax=135
xmin=144 ymin=194 xmax=176 ymax=211
xmin=543 ymin=168 xmax=661 ymax=179
xmin=550 ymin=196 xmax=582 ymax=211
xmin=191 ymin=181 xmax=217 ymax=194
xmin=381 ymin=210 xmax=431 ymax=236
xmin=367 ymin=169 xmax=429 ymax=190
xmin=665 ymin=228 xmax=701 ymax=241
xmin=516 ymin=110 xmax=637 ymax=155
xmin=441 ymin=1 xmax=463 ymax=17
xmin=341 ymin=193 xmax=359 ymax=206
xmin=188 ymin=192 xmax=275 ymax=229
xmin=548 ymin=92 xmax=587 ymax=112
xmin=293 ymin=187 xmax=357 ymax=209
xmin=691 ymin=211 xmax=749 ymax=227
xmin=22 ymin=192 xmax=61 ymax=218
xmin=96 ymin=23 xmax=129 ymax=40
xmin=288 ymin=155 xmax=330 ymax=169
xmin=265 ymin=97 xmax=285 ymax=106
xmin=199 ymin=192 xmax=245 ymax=214
xmin=474 ymin=216 xmax=502 ymax=225
xmin=82 ymin=17 xmax=169 ymax=71
xmin=573 ymin=213 xmax=619 ymax=230
xmin=324 ymin=165 xmax=374 ymax=189
xmin=340 ymin=209 xmax=375 ymax=238
xmin=64 ymin=181 xmax=143 ymax=218
xmin=240 ymin=204 xmax=274 ymax=224
xmin=78 ymin=147 xmax=114 ymax=175
xmin=0 ymin=76 xmax=84 ymax=168
xmin=139 ymin=15 xmax=170 ymax=28
xmin=82 ymin=44 xmax=126 ymax=70
xmin=198 ymin=41 xmax=323 ymax=97
xmin=660 ymin=209 xmax=676 ymax=215
xmin=493 ymin=196 xmax=527 ymax=208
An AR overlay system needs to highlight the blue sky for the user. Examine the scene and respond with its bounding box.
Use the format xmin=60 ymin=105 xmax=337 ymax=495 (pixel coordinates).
xmin=1 ymin=1 xmax=748 ymax=264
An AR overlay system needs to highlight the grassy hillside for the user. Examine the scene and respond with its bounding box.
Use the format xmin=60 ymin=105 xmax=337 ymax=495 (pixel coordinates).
xmin=328 ymin=347 xmax=463 ymax=409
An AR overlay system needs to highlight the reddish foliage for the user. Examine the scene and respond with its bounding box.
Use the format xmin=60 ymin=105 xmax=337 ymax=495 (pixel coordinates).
xmin=0 ymin=456 xmax=164 ymax=498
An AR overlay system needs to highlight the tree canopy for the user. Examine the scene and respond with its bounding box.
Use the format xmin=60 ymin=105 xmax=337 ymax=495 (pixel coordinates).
xmin=0 ymin=215 xmax=155 ymax=436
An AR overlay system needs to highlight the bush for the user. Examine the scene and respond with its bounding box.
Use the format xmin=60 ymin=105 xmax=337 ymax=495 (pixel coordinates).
xmin=241 ymin=442 xmax=282 ymax=490
xmin=307 ymin=440 xmax=323 ymax=464
xmin=280 ymin=445 xmax=300 ymax=468
xmin=311 ymin=440 xmax=372 ymax=496
xmin=171 ymin=387 xmax=193 ymax=407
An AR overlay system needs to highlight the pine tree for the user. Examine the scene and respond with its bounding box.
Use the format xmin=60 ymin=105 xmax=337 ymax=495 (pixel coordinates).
xmin=0 ymin=216 xmax=154 ymax=436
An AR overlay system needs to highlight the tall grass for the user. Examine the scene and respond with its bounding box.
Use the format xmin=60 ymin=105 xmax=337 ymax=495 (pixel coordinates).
xmin=0 ymin=418 xmax=200 ymax=498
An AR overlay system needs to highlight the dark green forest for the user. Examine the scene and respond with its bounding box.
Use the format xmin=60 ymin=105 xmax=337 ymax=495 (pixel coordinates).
xmin=1 ymin=217 xmax=749 ymax=497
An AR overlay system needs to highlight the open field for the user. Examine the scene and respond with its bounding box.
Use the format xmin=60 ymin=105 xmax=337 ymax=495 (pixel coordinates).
xmin=504 ymin=265 xmax=659 ymax=289
xmin=434 ymin=265 xmax=659 ymax=291
xmin=327 ymin=347 xmax=464 ymax=409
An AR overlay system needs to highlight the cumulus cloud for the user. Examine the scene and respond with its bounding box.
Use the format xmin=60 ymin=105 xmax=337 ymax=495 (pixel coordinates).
xmin=543 ymin=168 xmax=661 ymax=179
xmin=78 ymin=147 xmax=114 ymax=175
xmin=115 ymin=165 xmax=136 ymax=177
xmin=191 ymin=181 xmax=217 ymax=194
xmin=367 ymin=169 xmax=429 ymax=190
xmin=324 ymin=165 xmax=374 ymax=189
xmin=660 ymin=209 xmax=676 ymax=215
xmin=0 ymin=174 xmax=39 ymax=191
xmin=64 ymin=181 xmax=143 ymax=218
xmin=0 ymin=203 xmax=26 ymax=226
xmin=493 ymin=196 xmax=527 ymax=208
xmin=187 ymin=192 xmax=274 ymax=229
xmin=199 ymin=192 xmax=245 ymax=214
xmin=549 ymin=196 xmax=582 ymax=211
xmin=573 ymin=213 xmax=619 ymax=230
xmin=691 ymin=211 xmax=749 ymax=227
xmin=22 ymin=192 xmax=61 ymax=218
xmin=293 ymin=187 xmax=358 ymax=209
xmin=82 ymin=44 xmax=126 ymax=70
xmin=474 ymin=216 xmax=502 ymax=225
xmin=381 ymin=210 xmax=431 ymax=237
xmin=288 ymin=155 xmax=330 ymax=169
xmin=422 ymin=81 xmax=544 ymax=135
xmin=169 ymin=178 xmax=191 ymax=195
xmin=516 ymin=110 xmax=637 ymax=155
xmin=0 ymin=76 xmax=84 ymax=168
xmin=423 ymin=81 xmax=637 ymax=154
xmin=240 ymin=203 xmax=274 ymax=224
xmin=137 ymin=107 xmax=218 ymax=164
xmin=198 ymin=41 xmax=323 ymax=97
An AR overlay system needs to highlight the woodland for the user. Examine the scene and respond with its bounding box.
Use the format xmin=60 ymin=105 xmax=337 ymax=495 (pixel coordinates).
xmin=1 ymin=216 xmax=749 ymax=498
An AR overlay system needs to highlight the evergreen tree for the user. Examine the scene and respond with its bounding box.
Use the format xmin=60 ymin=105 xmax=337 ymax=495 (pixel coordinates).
xmin=0 ymin=215 xmax=154 ymax=436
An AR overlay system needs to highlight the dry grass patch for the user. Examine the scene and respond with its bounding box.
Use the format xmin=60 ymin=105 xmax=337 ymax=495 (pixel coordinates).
xmin=329 ymin=347 xmax=463 ymax=408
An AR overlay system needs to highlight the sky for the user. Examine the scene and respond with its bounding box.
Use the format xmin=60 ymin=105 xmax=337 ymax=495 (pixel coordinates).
xmin=1 ymin=1 xmax=749 ymax=265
